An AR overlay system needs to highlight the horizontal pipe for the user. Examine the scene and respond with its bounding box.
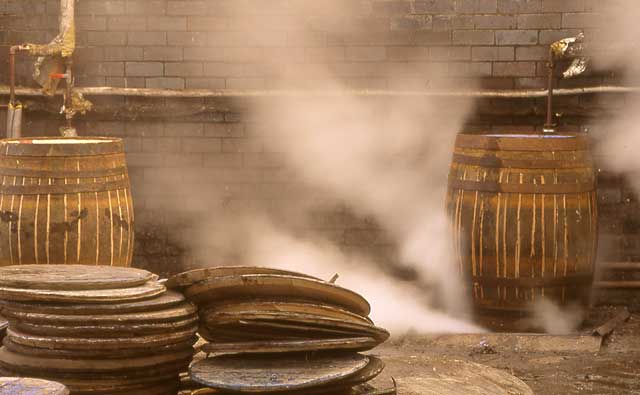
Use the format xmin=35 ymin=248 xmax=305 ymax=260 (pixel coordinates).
xmin=1 ymin=85 xmax=639 ymax=99
xmin=595 ymin=281 xmax=640 ymax=289
xmin=601 ymin=262 xmax=640 ymax=271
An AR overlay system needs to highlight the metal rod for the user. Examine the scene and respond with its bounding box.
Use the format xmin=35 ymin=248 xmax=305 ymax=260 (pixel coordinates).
xmin=1 ymin=85 xmax=640 ymax=99
xmin=544 ymin=49 xmax=555 ymax=132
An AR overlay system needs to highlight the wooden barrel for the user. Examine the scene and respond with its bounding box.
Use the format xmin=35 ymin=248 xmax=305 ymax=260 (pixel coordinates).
xmin=446 ymin=133 xmax=597 ymax=327
xmin=0 ymin=137 xmax=134 ymax=267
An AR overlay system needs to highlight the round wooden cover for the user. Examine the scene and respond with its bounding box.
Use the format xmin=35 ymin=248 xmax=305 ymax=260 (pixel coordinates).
xmin=0 ymin=377 xmax=69 ymax=395
xmin=3 ymin=302 xmax=196 ymax=325
xmin=6 ymin=327 xmax=198 ymax=350
xmin=57 ymin=378 xmax=180 ymax=395
xmin=2 ymin=336 xmax=196 ymax=360
xmin=201 ymin=301 xmax=372 ymax=325
xmin=0 ymin=291 xmax=186 ymax=315
xmin=190 ymin=353 xmax=369 ymax=392
xmin=12 ymin=315 xmax=198 ymax=338
xmin=0 ymin=281 xmax=166 ymax=303
xmin=0 ymin=347 xmax=194 ymax=373
xmin=201 ymin=336 xmax=379 ymax=354
xmin=185 ymin=274 xmax=370 ymax=316
xmin=167 ymin=266 xmax=319 ymax=289
xmin=202 ymin=312 xmax=389 ymax=342
xmin=0 ymin=265 xmax=154 ymax=291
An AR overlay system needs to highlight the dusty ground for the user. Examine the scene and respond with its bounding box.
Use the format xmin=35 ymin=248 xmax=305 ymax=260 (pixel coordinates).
xmin=371 ymin=307 xmax=640 ymax=394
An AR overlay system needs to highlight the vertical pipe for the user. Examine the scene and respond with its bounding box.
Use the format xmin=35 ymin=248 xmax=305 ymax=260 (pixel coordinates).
xmin=544 ymin=50 xmax=555 ymax=133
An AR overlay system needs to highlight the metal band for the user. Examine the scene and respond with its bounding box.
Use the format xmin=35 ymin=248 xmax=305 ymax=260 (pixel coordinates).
xmin=452 ymin=153 xmax=593 ymax=169
xmin=472 ymin=274 xmax=593 ymax=288
xmin=455 ymin=133 xmax=591 ymax=152
xmin=0 ymin=167 xmax=128 ymax=179
xmin=0 ymin=138 xmax=124 ymax=157
xmin=448 ymin=178 xmax=595 ymax=194
xmin=0 ymin=179 xmax=130 ymax=195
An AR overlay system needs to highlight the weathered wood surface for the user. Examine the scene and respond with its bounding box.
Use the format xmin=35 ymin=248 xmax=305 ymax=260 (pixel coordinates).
xmin=2 ymin=301 xmax=196 ymax=325
xmin=201 ymin=301 xmax=373 ymax=325
xmin=0 ymin=137 xmax=134 ymax=268
xmin=0 ymin=265 xmax=152 ymax=290
xmin=185 ymin=274 xmax=371 ymax=316
xmin=0 ymin=280 xmax=165 ymax=303
xmin=446 ymin=133 xmax=597 ymax=318
xmin=0 ymin=377 xmax=69 ymax=395
xmin=6 ymin=326 xmax=198 ymax=350
xmin=167 ymin=266 xmax=319 ymax=289
xmin=0 ymin=346 xmax=193 ymax=373
xmin=202 ymin=337 xmax=378 ymax=354
xmin=0 ymin=291 xmax=186 ymax=315
xmin=190 ymin=353 xmax=369 ymax=393
xmin=376 ymin=355 xmax=533 ymax=395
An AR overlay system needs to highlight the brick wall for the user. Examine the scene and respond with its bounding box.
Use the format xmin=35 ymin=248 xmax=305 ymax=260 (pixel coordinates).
xmin=1 ymin=0 xmax=637 ymax=286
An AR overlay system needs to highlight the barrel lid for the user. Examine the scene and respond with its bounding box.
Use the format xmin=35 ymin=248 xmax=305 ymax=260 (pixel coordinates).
xmin=0 ymin=137 xmax=124 ymax=157
xmin=455 ymin=133 xmax=591 ymax=151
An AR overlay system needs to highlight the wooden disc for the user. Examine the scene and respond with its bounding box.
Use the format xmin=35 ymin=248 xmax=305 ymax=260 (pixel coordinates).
xmin=201 ymin=301 xmax=372 ymax=325
xmin=0 ymin=291 xmax=186 ymax=315
xmin=167 ymin=266 xmax=319 ymax=290
xmin=6 ymin=326 xmax=198 ymax=350
xmin=185 ymin=274 xmax=370 ymax=316
xmin=202 ymin=312 xmax=389 ymax=342
xmin=56 ymin=378 xmax=180 ymax=395
xmin=202 ymin=336 xmax=379 ymax=354
xmin=190 ymin=353 xmax=369 ymax=392
xmin=0 ymin=265 xmax=154 ymax=291
xmin=0 ymin=281 xmax=166 ymax=303
xmin=3 ymin=301 xmax=196 ymax=326
xmin=0 ymin=377 xmax=69 ymax=395
xmin=12 ymin=315 xmax=199 ymax=337
xmin=2 ymin=336 xmax=196 ymax=359
xmin=0 ymin=347 xmax=193 ymax=373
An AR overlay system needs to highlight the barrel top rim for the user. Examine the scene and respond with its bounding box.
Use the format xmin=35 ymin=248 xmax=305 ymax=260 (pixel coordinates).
xmin=479 ymin=133 xmax=577 ymax=139
xmin=1 ymin=137 xmax=122 ymax=145
xmin=455 ymin=132 xmax=591 ymax=151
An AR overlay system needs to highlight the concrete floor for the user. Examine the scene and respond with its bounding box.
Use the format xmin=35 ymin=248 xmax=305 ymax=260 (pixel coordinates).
xmin=372 ymin=308 xmax=640 ymax=394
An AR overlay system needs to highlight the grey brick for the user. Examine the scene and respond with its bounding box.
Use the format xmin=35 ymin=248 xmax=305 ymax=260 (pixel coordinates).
xmin=471 ymin=46 xmax=514 ymax=61
xmin=128 ymin=32 xmax=167 ymax=46
xmin=167 ymin=1 xmax=208 ymax=15
xmin=164 ymin=123 xmax=204 ymax=137
xmin=108 ymin=16 xmax=146 ymax=31
xmin=204 ymin=153 xmax=244 ymax=168
xmin=433 ymin=15 xmax=474 ymax=31
xmin=183 ymin=47 xmax=225 ymax=62
xmin=222 ymin=138 xmax=263 ymax=153
xmin=447 ymin=62 xmax=492 ymax=77
xmin=142 ymin=137 xmax=182 ymax=153
xmin=430 ymin=46 xmax=471 ymax=61
xmin=164 ymin=62 xmax=204 ymax=77
xmin=517 ymin=14 xmax=561 ymax=29
xmin=76 ymin=16 xmax=107 ymax=31
xmin=515 ymin=45 xmax=547 ymax=61
xmin=386 ymin=46 xmax=430 ymax=61
xmin=104 ymin=47 xmax=144 ymax=61
xmin=413 ymin=0 xmax=455 ymax=13
xmin=183 ymin=138 xmax=222 ymax=153
xmin=541 ymin=0 xmax=585 ymax=12
xmin=168 ymin=32 xmax=208 ymax=46
xmin=455 ymin=0 xmax=498 ymax=13
xmin=452 ymin=30 xmax=494 ymax=45
xmin=205 ymin=123 xmax=244 ymax=137
xmin=562 ymin=12 xmax=600 ymax=28
xmin=88 ymin=32 xmax=126 ymax=46
xmin=474 ymin=15 xmax=516 ymax=29
xmin=188 ymin=17 xmax=228 ymax=31
xmin=126 ymin=0 xmax=166 ymax=15
xmin=496 ymin=30 xmax=538 ymax=45
xmin=493 ymin=61 xmax=537 ymax=77
xmin=305 ymin=47 xmax=346 ymax=62
xmin=126 ymin=62 xmax=164 ymax=77
xmin=77 ymin=0 xmax=125 ymax=15
xmin=185 ymin=78 xmax=226 ymax=89
xmin=346 ymin=46 xmax=387 ymax=62
xmin=80 ymin=62 xmax=125 ymax=76
xmin=146 ymin=16 xmax=186 ymax=31
xmin=497 ymin=0 xmax=541 ymax=13
xmin=391 ymin=15 xmax=433 ymax=30
xmin=143 ymin=47 xmax=183 ymax=61
xmin=225 ymin=78 xmax=266 ymax=89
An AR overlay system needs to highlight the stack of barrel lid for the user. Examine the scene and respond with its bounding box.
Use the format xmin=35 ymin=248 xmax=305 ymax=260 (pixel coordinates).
xmin=168 ymin=267 xmax=390 ymax=394
xmin=0 ymin=265 xmax=198 ymax=395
